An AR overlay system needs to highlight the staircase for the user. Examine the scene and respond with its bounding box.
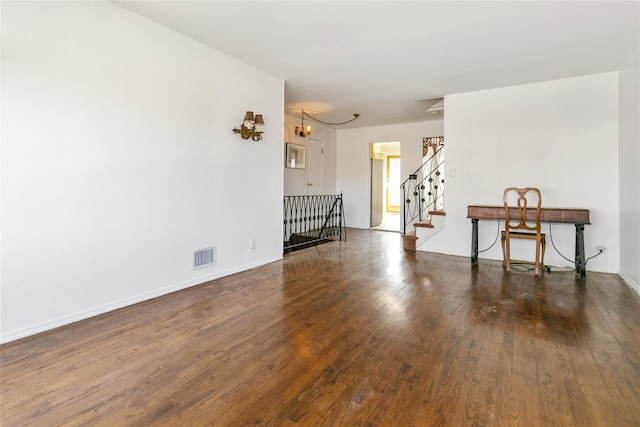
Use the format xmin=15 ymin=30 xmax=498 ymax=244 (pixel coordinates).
xmin=402 ymin=210 xmax=446 ymax=250
xmin=401 ymin=137 xmax=446 ymax=251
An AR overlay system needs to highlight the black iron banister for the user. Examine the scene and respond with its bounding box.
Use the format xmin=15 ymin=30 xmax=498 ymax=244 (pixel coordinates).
xmin=400 ymin=143 xmax=445 ymax=234
xmin=283 ymin=193 xmax=346 ymax=252
xmin=318 ymin=195 xmax=341 ymax=239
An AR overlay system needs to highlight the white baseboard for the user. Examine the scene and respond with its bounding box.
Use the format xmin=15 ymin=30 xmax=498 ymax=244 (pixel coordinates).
xmin=0 ymin=255 xmax=282 ymax=344
xmin=619 ymin=271 xmax=640 ymax=297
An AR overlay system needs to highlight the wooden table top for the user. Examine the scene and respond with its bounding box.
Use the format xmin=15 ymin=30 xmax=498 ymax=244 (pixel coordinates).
xmin=467 ymin=205 xmax=590 ymax=224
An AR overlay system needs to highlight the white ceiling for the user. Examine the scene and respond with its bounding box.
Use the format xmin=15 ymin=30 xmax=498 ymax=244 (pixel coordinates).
xmin=114 ymin=1 xmax=639 ymax=128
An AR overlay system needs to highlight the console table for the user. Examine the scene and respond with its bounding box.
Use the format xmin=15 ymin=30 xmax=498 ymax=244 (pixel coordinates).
xmin=467 ymin=205 xmax=591 ymax=278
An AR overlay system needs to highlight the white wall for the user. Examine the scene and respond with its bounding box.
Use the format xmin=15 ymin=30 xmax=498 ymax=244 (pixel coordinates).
xmin=618 ymin=46 xmax=640 ymax=291
xmin=421 ymin=73 xmax=620 ymax=273
xmin=336 ymin=120 xmax=444 ymax=229
xmin=1 ymin=2 xmax=284 ymax=342
xmin=283 ymin=113 xmax=337 ymax=196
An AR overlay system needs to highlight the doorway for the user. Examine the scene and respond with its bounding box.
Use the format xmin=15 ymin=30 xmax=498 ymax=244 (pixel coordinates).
xmin=370 ymin=142 xmax=401 ymax=231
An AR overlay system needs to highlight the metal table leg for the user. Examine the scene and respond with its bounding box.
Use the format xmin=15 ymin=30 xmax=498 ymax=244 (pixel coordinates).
xmin=575 ymin=223 xmax=586 ymax=279
xmin=471 ymin=219 xmax=479 ymax=265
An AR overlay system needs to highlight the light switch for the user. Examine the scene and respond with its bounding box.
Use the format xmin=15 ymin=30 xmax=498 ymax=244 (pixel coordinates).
xmin=450 ymin=169 xmax=457 ymax=177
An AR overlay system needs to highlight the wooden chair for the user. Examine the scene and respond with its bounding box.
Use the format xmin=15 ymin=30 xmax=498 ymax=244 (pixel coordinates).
xmin=501 ymin=187 xmax=546 ymax=275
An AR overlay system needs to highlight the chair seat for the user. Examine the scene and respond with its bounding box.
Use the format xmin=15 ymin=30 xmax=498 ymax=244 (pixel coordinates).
xmin=501 ymin=230 xmax=546 ymax=240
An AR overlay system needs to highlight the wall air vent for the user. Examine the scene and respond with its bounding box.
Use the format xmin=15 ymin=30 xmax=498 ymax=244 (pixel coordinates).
xmin=194 ymin=246 xmax=216 ymax=269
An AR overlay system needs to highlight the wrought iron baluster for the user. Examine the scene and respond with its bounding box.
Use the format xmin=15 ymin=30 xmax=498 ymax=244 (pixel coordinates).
xmin=283 ymin=194 xmax=346 ymax=252
xmin=400 ymin=138 xmax=445 ymax=234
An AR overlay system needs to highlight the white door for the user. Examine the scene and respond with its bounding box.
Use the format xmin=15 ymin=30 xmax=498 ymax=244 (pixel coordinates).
xmin=306 ymin=138 xmax=324 ymax=195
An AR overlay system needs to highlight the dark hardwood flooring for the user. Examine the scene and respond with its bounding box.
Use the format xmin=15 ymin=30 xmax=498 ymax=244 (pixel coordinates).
xmin=2 ymin=228 xmax=640 ymax=426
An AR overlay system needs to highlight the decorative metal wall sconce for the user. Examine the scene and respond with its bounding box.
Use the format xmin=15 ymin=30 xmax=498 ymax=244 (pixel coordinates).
xmin=233 ymin=111 xmax=265 ymax=142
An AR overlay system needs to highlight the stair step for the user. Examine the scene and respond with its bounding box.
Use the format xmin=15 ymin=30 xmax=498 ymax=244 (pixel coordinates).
xmin=414 ymin=221 xmax=434 ymax=228
xmin=402 ymin=211 xmax=446 ymax=251
xmin=401 ymin=231 xmax=418 ymax=250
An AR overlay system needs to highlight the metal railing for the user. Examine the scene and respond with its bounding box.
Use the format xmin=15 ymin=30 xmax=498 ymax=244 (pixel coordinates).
xmin=283 ymin=193 xmax=346 ymax=252
xmin=400 ymin=143 xmax=445 ymax=234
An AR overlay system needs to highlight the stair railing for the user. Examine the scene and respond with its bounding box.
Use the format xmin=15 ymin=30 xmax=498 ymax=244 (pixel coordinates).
xmin=283 ymin=193 xmax=346 ymax=252
xmin=400 ymin=144 xmax=445 ymax=234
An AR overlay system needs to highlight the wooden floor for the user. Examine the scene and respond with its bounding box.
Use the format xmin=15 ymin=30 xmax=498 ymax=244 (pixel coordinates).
xmin=2 ymin=229 xmax=640 ymax=426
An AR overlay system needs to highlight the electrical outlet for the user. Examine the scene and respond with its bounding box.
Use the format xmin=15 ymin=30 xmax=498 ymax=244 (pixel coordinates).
xmin=250 ymin=239 xmax=256 ymax=250
xmin=596 ymin=245 xmax=607 ymax=252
